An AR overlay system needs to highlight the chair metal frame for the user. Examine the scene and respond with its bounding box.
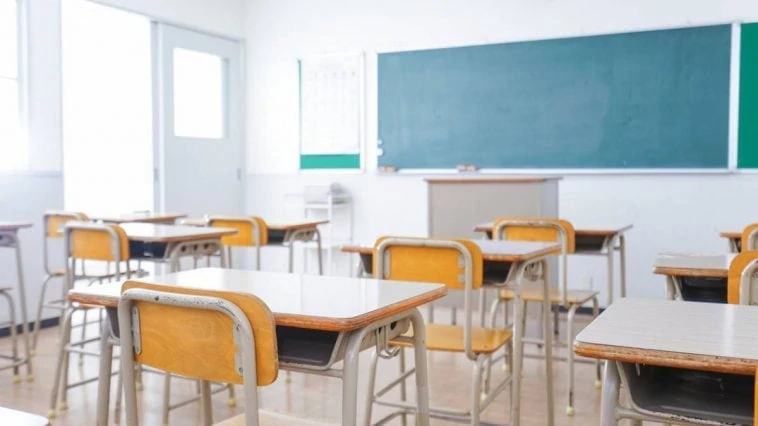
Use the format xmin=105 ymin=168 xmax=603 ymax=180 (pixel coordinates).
xmin=118 ymin=287 xmax=261 ymax=426
xmin=366 ymin=236 xmax=512 ymax=426
xmin=490 ymin=217 xmax=601 ymax=416
xmin=48 ymin=221 xmax=132 ymax=419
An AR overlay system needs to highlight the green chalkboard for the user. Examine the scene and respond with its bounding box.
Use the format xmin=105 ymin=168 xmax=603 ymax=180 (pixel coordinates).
xmin=739 ymin=23 xmax=758 ymax=168
xmin=378 ymin=25 xmax=731 ymax=169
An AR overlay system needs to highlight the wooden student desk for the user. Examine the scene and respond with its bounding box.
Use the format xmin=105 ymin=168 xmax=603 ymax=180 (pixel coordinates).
xmin=574 ymin=298 xmax=758 ymax=425
xmin=91 ymin=212 xmax=187 ymax=225
xmin=652 ymin=253 xmax=735 ymax=303
xmin=0 ymin=221 xmax=34 ymax=380
xmin=68 ymin=267 xmax=447 ymax=426
xmin=118 ymin=223 xmax=237 ymax=271
xmin=0 ymin=406 xmax=50 ymax=425
xmin=182 ymin=217 xmax=329 ymax=273
xmin=474 ymin=222 xmax=633 ymax=305
xmin=342 ymin=239 xmax=561 ymax=426
xmin=720 ymin=230 xmax=742 ymax=252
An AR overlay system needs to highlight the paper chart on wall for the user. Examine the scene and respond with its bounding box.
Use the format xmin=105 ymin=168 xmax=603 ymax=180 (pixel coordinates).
xmin=299 ymin=53 xmax=363 ymax=155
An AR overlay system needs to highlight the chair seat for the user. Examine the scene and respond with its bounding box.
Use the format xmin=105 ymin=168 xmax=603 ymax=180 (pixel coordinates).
xmin=391 ymin=324 xmax=512 ymax=354
xmin=215 ymin=411 xmax=336 ymax=425
xmin=499 ymin=283 xmax=598 ymax=305
xmin=0 ymin=406 xmax=50 ymax=425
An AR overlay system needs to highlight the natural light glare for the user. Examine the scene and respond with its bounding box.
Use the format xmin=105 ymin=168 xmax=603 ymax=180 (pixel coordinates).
xmin=0 ymin=0 xmax=25 ymax=171
xmin=172 ymin=47 xmax=225 ymax=139
xmin=61 ymin=0 xmax=153 ymax=215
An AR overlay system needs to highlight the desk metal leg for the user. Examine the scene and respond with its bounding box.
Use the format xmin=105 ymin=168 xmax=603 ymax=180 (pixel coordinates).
xmin=409 ymin=309 xmax=430 ymax=426
xmin=605 ymin=236 xmax=617 ymax=307
xmin=342 ymin=330 xmax=365 ymax=426
xmin=600 ymin=361 xmax=620 ymax=426
xmin=200 ymin=380 xmax=213 ymax=425
xmin=97 ymin=320 xmax=114 ymax=426
xmin=510 ymin=264 xmax=526 ymax=426
xmin=6 ymin=232 xmax=32 ymax=379
xmin=540 ymin=259 xmax=555 ymax=426
xmin=618 ymin=235 xmax=627 ymax=299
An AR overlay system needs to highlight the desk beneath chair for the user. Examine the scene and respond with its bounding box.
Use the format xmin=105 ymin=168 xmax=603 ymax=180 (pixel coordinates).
xmin=0 ymin=222 xmax=34 ymax=380
xmin=474 ymin=222 xmax=632 ymax=305
xmin=575 ymin=298 xmax=758 ymax=425
xmin=653 ymin=253 xmax=735 ymax=303
xmin=342 ymin=239 xmax=561 ymax=426
xmin=68 ymin=267 xmax=446 ymax=426
xmin=720 ymin=230 xmax=742 ymax=252
xmin=91 ymin=213 xmax=187 ymax=225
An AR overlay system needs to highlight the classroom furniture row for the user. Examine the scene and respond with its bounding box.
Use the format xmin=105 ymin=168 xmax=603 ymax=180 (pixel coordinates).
xmin=574 ymin=223 xmax=758 ymax=425
xmin=59 ymin=229 xmax=561 ymax=426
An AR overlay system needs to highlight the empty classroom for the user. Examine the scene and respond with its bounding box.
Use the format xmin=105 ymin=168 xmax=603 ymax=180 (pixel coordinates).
xmin=2 ymin=0 xmax=758 ymax=425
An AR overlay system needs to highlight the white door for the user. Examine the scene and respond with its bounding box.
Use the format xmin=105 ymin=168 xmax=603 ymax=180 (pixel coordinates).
xmin=154 ymin=24 xmax=244 ymax=217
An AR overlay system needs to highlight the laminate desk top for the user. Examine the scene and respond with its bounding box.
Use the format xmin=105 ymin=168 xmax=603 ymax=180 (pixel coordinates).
xmin=652 ymin=253 xmax=736 ymax=278
xmin=92 ymin=213 xmax=187 ymax=224
xmin=341 ymin=240 xmax=559 ymax=263
xmin=719 ymin=231 xmax=741 ymax=240
xmin=0 ymin=222 xmax=33 ymax=231
xmin=68 ymin=267 xmax=447 ymax=332
xmin=473 ymin=222 xmax=633 ymax=238
xmin=574 ymin=298 xmax=758 ymax=375
xmin=119 ymin=223 xmax=237 ymax=243
xmin=181 ymin=218 xmax=329 ymax=231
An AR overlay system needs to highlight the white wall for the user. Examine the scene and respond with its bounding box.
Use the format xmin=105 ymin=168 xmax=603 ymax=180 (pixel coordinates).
xmin=245 ymin=0 xmax=758 ymax=305
xmin=3 ymin=0 xmax=246 ymax=325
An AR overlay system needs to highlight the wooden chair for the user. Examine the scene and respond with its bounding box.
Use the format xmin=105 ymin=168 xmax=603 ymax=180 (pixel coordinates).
xmin=741 ymin=224 xmax=758 ymax=252
xmin=365 ymin=236 xmax=512 ymax=426
xmin=207 ymin=215 xmax=268 ymax=270
xmin=491 ymin=217 xmax=600 ymax=416
xmin=117 ymin=281 xmax=333 ymax=426
xmin=727 ymin=251 xmax=758 ymax=305
xmin=48 ymin=221 xmax=133 ymax=419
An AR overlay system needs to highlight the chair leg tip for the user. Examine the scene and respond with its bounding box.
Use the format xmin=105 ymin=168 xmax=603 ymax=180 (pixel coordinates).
xmin=595 ymin=379 xmax=602 ymax=389
xmin=227 ymin=398 xmax=236 ymax=407
xmin=58 ymin=402 xmax=68 ymax=411
xmin=12 ymin=375 xmax=20 ymax=384
xmin=47 ymin=410 xmax=56 ymax=419
xmin=565 ymin=406 xmax=575 ymax=416
xmin=30 ymin=349 xmax=36 ymax=357
xmin=136 ymin=383 xmax=144 ymax=391
xmin=26 ymin=374 xmax=34 ymax=383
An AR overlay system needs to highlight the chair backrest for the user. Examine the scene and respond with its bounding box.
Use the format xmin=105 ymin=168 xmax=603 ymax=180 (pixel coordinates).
xmin=64 ymin=222 xmax=129 ymax=262
xmin=741 ymin=224 xmax=758 ymax=252
xmin=118 ymin=281 xmax=278 ymax=426
xmin=42 ymin=211 xmax=89 ymax=274
xmin=493 ymin=217 xmax=574 ymax=306
xmin=208 ymin=216 xmax=268 ymax=247
xmin=373 ymin=236 xmax=482 ymax=360
xmin=727 ymin=252 xmax=758 ymax=305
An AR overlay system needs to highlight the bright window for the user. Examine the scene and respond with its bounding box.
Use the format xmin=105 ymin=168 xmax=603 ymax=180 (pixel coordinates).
xmin=0 ymin=0 xmax=25 ymax=170
xmin=172 ymin=47 xmax=226 ymax=139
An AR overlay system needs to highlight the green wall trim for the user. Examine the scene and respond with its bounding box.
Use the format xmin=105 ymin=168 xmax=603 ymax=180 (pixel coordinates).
xmin=739 ymin=23 xmax=758 ymax=168
xmin=300 ymin=154 xmax=360 ymax=169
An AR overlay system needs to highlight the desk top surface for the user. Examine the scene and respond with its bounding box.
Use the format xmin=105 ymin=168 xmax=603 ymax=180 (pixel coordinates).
xmin=119 ymin=223 xmax=237 ymax=243
xmin=181 ymin=218 xmax=328 ymax=231
xmin=68 ymin=267 xmax=447 ymax=332
xmin=652 ymin=253 xmax=735 ymax=278
xmin=341 ymin=240 xmax=559 ymax=263
xmin=719 ymin=231 xmax=741 ymax=239
xmin=574 ymin=298 xmax=758 ymax=375
xmin=473 ymin=222 xmax=633 ymax=237
xmin=0 ymin=222 xmax=33 ymax=232
xmin=92 ymin=213 xmax=187 ymax=224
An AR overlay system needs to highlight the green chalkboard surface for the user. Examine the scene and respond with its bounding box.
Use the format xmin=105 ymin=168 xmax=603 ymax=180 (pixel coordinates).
xmin=739 ymin=23 xmax=758 ymax=168
xmin=378 ymin=25 xmax=732 ymax=169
